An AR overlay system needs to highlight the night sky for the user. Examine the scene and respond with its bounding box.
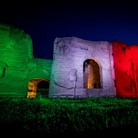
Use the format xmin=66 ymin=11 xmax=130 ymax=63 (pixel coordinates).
xmin=0 ymin=0 xmax=138 ymax=60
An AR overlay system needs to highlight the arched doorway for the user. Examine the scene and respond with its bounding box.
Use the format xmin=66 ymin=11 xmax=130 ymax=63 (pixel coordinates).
xmin=83 ymin=59 xmax=101 ymax=88
xmin=27 ymin=78 xmax=50 ymax=99
xmin=37 ymin=80 xmax=49 ymax=98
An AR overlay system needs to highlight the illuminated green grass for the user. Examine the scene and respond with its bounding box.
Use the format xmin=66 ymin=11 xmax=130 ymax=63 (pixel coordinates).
xmin=0 ymin=97 xmax=138 ymax=136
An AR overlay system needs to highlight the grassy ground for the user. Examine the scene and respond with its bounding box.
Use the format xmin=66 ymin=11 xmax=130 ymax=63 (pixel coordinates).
xmin=0 ymin=97 xmax=138 ymax=136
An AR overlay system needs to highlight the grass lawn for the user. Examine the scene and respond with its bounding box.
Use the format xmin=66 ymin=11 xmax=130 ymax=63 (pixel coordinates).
xmin=0 ymin=97 xmax=138 ymax=136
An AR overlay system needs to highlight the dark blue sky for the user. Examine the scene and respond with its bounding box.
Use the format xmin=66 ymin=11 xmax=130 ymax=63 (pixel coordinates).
xmin=0 ymin=0 xmax=138 ymax=59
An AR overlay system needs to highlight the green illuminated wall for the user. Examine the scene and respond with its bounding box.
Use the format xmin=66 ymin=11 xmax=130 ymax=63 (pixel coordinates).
xmin=0 ymin=24 xmax=52 ymax=97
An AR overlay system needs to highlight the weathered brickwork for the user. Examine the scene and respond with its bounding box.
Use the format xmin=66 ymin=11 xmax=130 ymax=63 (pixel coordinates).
xmin=0 ymin=24 xmax=52 ymax=97
xmin=0 ymin=24 xmax=138 ymax=98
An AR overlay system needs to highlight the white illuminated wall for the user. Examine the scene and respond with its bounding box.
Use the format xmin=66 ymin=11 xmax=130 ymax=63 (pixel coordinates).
xmin=49 ymin=37 xmax=116 ymax=98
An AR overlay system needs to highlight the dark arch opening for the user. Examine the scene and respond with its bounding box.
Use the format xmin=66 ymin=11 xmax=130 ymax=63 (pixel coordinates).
xmin=37 ymin=80 xmax=49 ymax=98
xmin=83 ymin=59 xmax=101 ymax=88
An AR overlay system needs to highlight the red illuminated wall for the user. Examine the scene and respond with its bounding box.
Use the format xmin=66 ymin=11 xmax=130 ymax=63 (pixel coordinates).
xmin=112 ymin=41 xmax=138 ymax=98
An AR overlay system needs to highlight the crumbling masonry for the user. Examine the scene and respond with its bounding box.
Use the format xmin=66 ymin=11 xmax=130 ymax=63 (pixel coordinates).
xmin=0 ymin=24 xmax=138 ymax=98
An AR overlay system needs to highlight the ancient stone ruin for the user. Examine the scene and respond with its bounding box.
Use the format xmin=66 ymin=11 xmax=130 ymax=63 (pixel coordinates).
xmin=0 ymin=24 xmax=52 ymax=98
xmin=0 ymin=24 xmax=138 ymax=98
xmin=49 ymin=37 xmax=116 ymax=98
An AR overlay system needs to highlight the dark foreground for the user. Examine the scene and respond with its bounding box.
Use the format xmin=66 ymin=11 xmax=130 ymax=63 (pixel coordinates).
xmin=1 ymin=124 xmax=138 ymax=137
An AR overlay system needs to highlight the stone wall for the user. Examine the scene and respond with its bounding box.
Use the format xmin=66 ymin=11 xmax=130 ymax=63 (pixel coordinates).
xmin=0 ymin=24 xmax=52 ymax=97
xmin=1 ymin=24 xmax=138 ymax=98
xmin=49 ymin=37 xmax=116 ymax=98
xmin=112 ymin=41 xmax=138 ymax=98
